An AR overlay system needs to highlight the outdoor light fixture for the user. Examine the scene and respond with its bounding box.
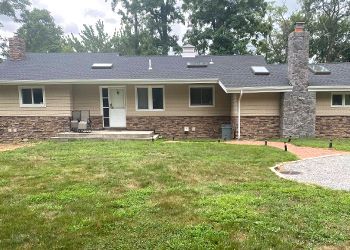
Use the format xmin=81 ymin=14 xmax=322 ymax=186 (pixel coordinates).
xmin=329 ymin=139 xmax=333 ymax=149
xmin=284 ymin=142 xmax=288 ymax=152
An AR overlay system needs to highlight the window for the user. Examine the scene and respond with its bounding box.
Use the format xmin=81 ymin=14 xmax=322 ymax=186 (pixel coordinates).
xmin=101 ymin=88 xmax=110 ymax=127
xmin=190 ymin=86 xmax=214 ymax=107
xmin=136 ymin=86 xmax=164 ymax=111
xmin=331 ymin=93 xmax=350 ymax=107
xmin=19 ymin=87 xmax=45 ymax=107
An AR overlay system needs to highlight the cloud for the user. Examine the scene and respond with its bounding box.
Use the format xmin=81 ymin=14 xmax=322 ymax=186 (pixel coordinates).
xmin=85 ymin=9 xmax=106 ymax=18
xmin=64 ymin=23 xmax=80 ymax=35
xmin=105 ymin=18 xmax=118 ymax=25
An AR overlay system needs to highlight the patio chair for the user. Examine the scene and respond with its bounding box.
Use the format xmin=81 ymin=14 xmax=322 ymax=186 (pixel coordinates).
xmin=78 ymin=110 xmax=92 ymax=133
xmin=70 ymin=110 xmax=81 ymax=132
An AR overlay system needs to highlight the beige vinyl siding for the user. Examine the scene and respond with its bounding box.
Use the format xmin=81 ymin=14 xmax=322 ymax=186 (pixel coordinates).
xmin=316 ymin=92 xmax=350 ymax=116
xmin=72 ymin=85 xmax=101 ymax=116
xmin=239 ymin=93 xmax=280 ymax=116
xmin=127 ymin=84 xmax=231 ymax=116
xmin=0 ymin=85 xmax=72 ymax=116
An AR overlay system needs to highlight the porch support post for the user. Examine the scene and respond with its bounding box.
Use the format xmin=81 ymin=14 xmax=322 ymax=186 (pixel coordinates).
xmin=237 ymin=90 xmax=243 ymax=140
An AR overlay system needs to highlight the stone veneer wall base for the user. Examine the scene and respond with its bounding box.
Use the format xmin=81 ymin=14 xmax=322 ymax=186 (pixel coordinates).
xmin=232 ymin=116 xmax=280 ymax=139
xmin=0 ymin=116 xmax=70 ymax=142
xmin=316 ymin=116 xmax=350 ymax=138
xmin=127 ymin=116 xmax=231 ymax=139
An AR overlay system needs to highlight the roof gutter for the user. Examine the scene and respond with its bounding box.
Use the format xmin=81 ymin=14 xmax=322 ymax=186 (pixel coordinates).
xmin=308 ymin=86 xmax=350 ymax=92
xmin=225 ymin=86 xmax=293 ymax=93
xmin=0 ymin=78 xmax=220 ymax=86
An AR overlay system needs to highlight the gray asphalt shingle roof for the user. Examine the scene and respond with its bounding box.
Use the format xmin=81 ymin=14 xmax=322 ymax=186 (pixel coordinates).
xmin=0 ymin=53 xmax=349 ymax=88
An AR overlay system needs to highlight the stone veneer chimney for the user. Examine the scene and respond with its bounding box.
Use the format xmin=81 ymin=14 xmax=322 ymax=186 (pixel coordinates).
xmin=280 ymin=22 xmax=316 ymax=138
xmin=8 ymin=35 xmax=26 ymax=61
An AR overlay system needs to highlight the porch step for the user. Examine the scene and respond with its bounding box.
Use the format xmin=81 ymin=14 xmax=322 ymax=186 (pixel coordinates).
xmin=51 ymin=130 xmax=158 ymax=141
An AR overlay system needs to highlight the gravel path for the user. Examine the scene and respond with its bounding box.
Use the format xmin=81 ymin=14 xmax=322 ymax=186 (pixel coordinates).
xmin=275 ymin=155 xmax=350 ymax=191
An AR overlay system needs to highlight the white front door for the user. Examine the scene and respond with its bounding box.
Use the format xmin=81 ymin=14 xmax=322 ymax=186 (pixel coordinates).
xmin=109 ymin=88 xmax=126 ymax=128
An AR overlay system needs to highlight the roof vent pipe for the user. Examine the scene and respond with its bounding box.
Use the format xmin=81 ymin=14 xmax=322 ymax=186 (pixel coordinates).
xmin=148 ymin=59 xmax=152 ymax=70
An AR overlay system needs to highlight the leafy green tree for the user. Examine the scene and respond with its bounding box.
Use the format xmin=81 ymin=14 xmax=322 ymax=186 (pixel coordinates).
xmin=183 ymin=0 xmax=270 ymax=55
xmin=106 ymin=0 xmax=145 ymax=55
xmin=256 ymin=4 xmax=303 ymax=63
xmin=66 ymin=20 xmax=119 ymax=52
xmin=143 ymin=0 xmax=184 ymax=55
xmin=16 ymin=8 xmax=64 ymax=52
xmin=0 ymin=0 xmax=30 ymax=61
xmin=0 ymin=0 xmax=30 ymax=26
xmin=301 ymin=0 xmax=350 ymax=62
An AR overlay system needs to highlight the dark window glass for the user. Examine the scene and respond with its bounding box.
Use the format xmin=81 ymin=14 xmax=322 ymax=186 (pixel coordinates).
xmin=104 ymin=118 xmax=110 ymax=127
xmin=103 ymin=98 xmax=109 ymax=108
xmin=102 ymin=88 xmax=109 ymax=98
xmin=152 ymin=88 xmax=163 ymax=110
xmin=345 ymin=95 xmax=350 ymax=106
xmin=137 ymin=88 xmax=149 ymax=109
xmin=201 ymin=88 xmax=213 ymax=105
xmin=190 ymin=87 xmax=213 ymax=106
xmin=332 ymin=94 xmax=343 ymax=106
xmin=33 ymin=88 xmax=43 ymax=104
xmin=103 ymin=108 xmax=110 ymax=118
xmin=190 ymin=88 xmax=202 ymax=106
xmin=21 ymin=89 xmax=32 ymax=104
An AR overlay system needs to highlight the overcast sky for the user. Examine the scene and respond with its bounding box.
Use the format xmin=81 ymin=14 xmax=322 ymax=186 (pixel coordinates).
xmin=0 ymin=0 xmax=299 ymax=40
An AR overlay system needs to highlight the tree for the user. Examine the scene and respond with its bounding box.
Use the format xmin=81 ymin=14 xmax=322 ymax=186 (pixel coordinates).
xmin=301 ymin=0 xmax=350 ymax=62
xmin=66 ymin=20 xmax=119 ymax=53
xmin=143 ymin=0 xmax=184 ymax=55
xmin=0 ymin=0 xmax=30 ymax=26
xmin=256 ymin=4 xmax=303 ymax=63
xmin=16 ymin=8 xmax=65 ymax=53
xmin=183 ymin=0 xmax=270 ymax=55
xmin=106 ymin=0 xmax=145 ymax=55
xmin=0 ymin=0 xmax=30 ymax=61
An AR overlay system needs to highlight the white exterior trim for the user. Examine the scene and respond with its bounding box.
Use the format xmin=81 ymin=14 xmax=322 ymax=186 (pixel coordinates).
xmin=18 ymin=86 xmax=46 ymax=108
xmin=0 ymin=79 xmax=220 ymax=85
xmin=225 ymin=86 xmax=293 ymax=93
xmin=309 ymin=86 xmax=350 ymax=92
xmin=189 ymin=85 xmax=215 ymax=108
xmin=135 ymin=86 xmax=165 ymax=112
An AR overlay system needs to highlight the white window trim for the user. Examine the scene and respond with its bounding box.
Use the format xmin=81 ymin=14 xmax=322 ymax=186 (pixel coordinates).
xmin=331 ymin=92 xmax=350 ymax=107
xmin=189 ymin=85 xmax=215 ymax=108
xmin=18 ymin=86 xmax=46 ymax=108
xmin=135 ymin=86 xmax=165 ymax=112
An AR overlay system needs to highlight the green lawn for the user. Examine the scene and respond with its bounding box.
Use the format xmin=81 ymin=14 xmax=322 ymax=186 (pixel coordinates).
xmin=0 ymin=141 xmax=350 ymax=249
xmin=276 ymin=138 xmax=350 ymax=151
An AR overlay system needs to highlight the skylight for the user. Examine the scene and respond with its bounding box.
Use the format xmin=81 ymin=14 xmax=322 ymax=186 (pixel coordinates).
xmin=251 ymin=66 xmax=270 ymax=75
xmin=91 ymin=63 xmax=113 ymax=69
xmin=308 ymin=65 xmax=331 ymax=75
xmin=187 ymin=62 xmax=208 ymax=68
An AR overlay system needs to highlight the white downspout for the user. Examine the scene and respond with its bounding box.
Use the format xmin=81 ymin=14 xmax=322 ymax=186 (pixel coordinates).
xmin=237 ymin=90 xmax=243 ymax=140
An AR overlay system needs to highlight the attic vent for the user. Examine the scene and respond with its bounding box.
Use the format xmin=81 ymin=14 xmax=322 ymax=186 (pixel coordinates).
xmin=187 ymin=62 xmax=208 ymax=68
xmin=92 ymin=63 xmax=113 ymax=69
xmin=251 ymin=66 xmax=270 ymax=75
xmin=308 ymin=65 xmax=331 ymax=75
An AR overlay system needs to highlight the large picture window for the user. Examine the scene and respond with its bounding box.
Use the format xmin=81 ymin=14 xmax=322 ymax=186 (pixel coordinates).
xmin=189 ymin=86 xmax=214 ymax=107
xmin=136 ymin=86 xmax=164 ymax=111
xmin=331 ymin=93 xmax=350 ymax=107
xmin=19 ymin=87 xmax=45 ymax=107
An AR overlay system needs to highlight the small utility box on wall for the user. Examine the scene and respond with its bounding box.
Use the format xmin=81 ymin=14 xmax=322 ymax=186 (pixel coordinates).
xmin=221 ymin=124 xmax=232 ymax=140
